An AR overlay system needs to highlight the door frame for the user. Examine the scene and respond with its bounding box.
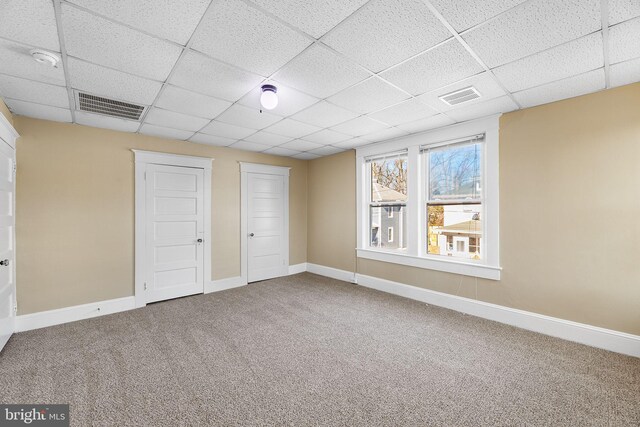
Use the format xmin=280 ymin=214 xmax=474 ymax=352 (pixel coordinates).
xmin=0 ymin=112 xmax=18 ymax=352
xmin=133 ymin=150 xmax=213 ymax=308
xmin=240 ymin=162 xmax=290 ymax=285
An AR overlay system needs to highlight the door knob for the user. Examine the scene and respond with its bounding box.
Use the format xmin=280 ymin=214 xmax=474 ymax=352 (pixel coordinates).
xmin=0 ymin=259 xmax=9 ymax=266
xmin=249 ymin=233 xmax=255 ymax=237
xmin=197 ymin=238 xmax=203 ymax=243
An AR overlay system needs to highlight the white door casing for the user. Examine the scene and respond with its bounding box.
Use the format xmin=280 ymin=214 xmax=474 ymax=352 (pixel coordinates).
xmin=133 ymin=151 xmax=212 ymax=308
xmin=240 ymin=163 xmax=289 ymax=284
xmin=0 ymin=114 xmax=18 ymax=352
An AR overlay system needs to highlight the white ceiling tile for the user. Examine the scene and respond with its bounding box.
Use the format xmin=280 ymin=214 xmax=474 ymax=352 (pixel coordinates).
xmin=75 ymin=110 xmax=139 ymax=132
xmin=308 ymin=145 xmax=345 ymax=156
xmin=189 ymin=133 xmax=236 ymax=147
xmin=244 ymin=131 xmax=293 ymax=146
xmin=0 ymin=39 xmax=65 ymax=86
xmin=201 ymin=120 xmax=257 ymax=139
xmin=362 ymin=127 xmax=409 ymax=142
xmin=144 ymin=108 xmax=210 ymax=132
xmin=262 ymin=146 xmax=302 ymax=157
xmin=229 ymin=141 xmax=270 ymax=152
xmin=66 ymin=0 xmax=210 ymax=45
xmin=292 ymin=152 xmax=321 ymax=160
xmin=302 ymin=128 xmax=352 ymax=144
xmin=417 ymin=72 xmax=506 ymax=112
xmin=61 ymin=5 xmax=182 ymax=81
xmin=381 ymin=40 xmax=484 ymax=95
xmin=170 ymin=51 xmax=263 ymax=102
xmin=139 ymin=124 xmax=194 ymax=140
xmin=322 ymin=0 xmax=450 ymax=72
xmin=5 ymin=98 xmax=71 ymax=122
xmin=0 ymin=0 xmax=59 ymax=50
xmin=327 ymin=77 xmax=410 ymax=114
xmin=609 ymin=0 xmax=640 ymax=25
xmin=67 ymin=58 xmax=162 ymax=105
xmin=330 ymin=116 xmax=391 ymax=136
xmin=274 ymin=44 xmax=369 ymax=98
xmin=610 ymin=57 xmax=640 ymax=88
xmin=429 ymin=0 xmax=528 ymax=32
xmin=609 ymin=17 xmax=640 ymax=64
xmin=280 ymin=139 xmax=323 ymax=151
xmin=264 ymin=118 xmax=322 ymax=138
xmin=215 ymin=104 xmax=282 ymax=130
xmin=248 ymin=0 xmax=368 ymax=38
xmin=291 ymin=101 xmax=359 ymax=128
xmin=156 ymin=85 xmax=232 ymax=120
xmin=237 ymin=81 xmax=320 ymax=116
xmin=367 ymin=98 xmax=437 ymax=126
xmin=0 ymin=75 xmax=69 ymax=108
xmin=513 ymin=69 xmax=606 ymax=109
xmin=463 ymin=0 xmax=601 ymax=68
xmin=333 ymin=137 xmax=373 ymax=149
xmin=192 ymin=0 xmax=311 ymax=76
xmin=397 ymin=114 xmax=455 ymax=133
xmin=493 ymin=33 xmax=603 ymax=93
xmin=446 ymin=96 xmax=518 ymax=122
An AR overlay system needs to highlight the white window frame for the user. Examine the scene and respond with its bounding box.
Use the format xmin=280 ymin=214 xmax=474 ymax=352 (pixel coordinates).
xmin=387 ymin=227 xmax=394 ymax=243
xmin=356 ymin=115 xmax=501 ymax=280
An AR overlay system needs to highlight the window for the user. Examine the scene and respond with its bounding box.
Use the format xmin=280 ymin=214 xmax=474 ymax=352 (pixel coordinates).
xmin=425 ymin=139 xmax=482 ymax=261
xmin=366 ymin=152 xmax=407 ymax=251
xmin=356 ymin=116 xmax=500 ymax=280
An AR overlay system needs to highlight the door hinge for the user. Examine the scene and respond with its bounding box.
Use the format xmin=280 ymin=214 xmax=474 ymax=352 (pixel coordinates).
xmin=144 ymin=282 xmax=147 ymax=291
xmin=144 ymin=171 xmax=147 ymax=180
xmin=13 ymin=162 xmax=17 ymax=175
xmin=13 ymin=303 xmax=17 ymax=315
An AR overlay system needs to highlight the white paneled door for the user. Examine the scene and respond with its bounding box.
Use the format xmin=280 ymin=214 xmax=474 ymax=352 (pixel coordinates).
xmin=247 ymin=172 xmax=287 ymax=282
xmin=0 ymin=139 xmax=16 ymax=352
xmin=145 ymin=164 xmax=204 ymax=303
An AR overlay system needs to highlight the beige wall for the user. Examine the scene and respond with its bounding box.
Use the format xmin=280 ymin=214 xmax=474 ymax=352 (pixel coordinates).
xmin=0 ymin=98 xmax=13 ymax=126
xmin=307 ymin=151 xmax=357 ymax=272
xmin=307 ymin=83 xmax=640 ymax=335
xmin=14 ymin=117 xmax=307 ymax=314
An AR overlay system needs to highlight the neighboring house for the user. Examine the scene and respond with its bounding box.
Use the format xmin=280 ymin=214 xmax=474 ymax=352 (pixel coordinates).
xmin=434 ymin=219 xmax=482 ymax=259
xmin=370 ymin=183 xmax=406 ymax=250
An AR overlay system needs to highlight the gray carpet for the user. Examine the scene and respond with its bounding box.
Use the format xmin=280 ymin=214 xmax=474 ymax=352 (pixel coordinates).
xmin=0 ymin=273 xmax=638 ymax=426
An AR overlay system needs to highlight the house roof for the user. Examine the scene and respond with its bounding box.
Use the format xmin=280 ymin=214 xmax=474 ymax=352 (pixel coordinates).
xmin=440 ymin=220 xmax=482 ymax=235
xmin=372 ymin=182 xmax=406 ymax=202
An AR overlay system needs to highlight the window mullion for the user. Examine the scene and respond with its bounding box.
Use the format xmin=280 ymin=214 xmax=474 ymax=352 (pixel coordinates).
xmin=406 ymin=145 xmax=420 ymax=256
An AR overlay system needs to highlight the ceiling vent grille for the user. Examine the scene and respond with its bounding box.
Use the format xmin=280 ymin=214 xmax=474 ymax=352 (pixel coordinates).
xmin=439 ymin=86 xmax=481 ymax=106
xmin=77 ymin=92 xmax=145 ymax=120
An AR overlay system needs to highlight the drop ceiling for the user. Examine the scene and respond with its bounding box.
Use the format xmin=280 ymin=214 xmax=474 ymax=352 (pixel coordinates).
xmin=0 ymin=0 xmax=638 ymax=159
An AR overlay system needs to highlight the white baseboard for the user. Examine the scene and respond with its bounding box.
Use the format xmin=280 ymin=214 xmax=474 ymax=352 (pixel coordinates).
xmin=205 ymin=276 xmax=246 ymax=293
xmin=288 ymin=263 xmax=307 ymax=275
xmin=15 ymin=296 xmax=136 ymax=332
xmin=356 ymin=274 xmax=640 ymax=358
xmin=307 ymin=263 xmax=357 ymax=283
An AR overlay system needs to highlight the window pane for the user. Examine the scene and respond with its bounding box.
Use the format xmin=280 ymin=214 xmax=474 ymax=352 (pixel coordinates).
xmin=429 ymin=143 xmax=481 ymax=200
xmin=371 ymin=156 xmax=407 ymax=202
xmin=427 ymin=203 xmax=482 ymax=260
xmin=370 ymin=204 xmax=406 ymax=250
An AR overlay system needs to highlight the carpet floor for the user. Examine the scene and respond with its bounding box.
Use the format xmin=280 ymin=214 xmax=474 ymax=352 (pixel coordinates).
xmin=0 ymin=273 xmax=638 ymax=426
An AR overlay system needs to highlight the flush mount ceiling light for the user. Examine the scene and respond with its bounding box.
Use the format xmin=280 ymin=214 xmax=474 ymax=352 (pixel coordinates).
xmin=30 ymin=49 xmax=60 ymax=68
xmin=260 ymin=84 xmax=278 ymax=110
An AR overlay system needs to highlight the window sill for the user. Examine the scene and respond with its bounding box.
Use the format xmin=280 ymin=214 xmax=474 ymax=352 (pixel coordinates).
xmin=356 ymin=249 xmax=501 ymax=280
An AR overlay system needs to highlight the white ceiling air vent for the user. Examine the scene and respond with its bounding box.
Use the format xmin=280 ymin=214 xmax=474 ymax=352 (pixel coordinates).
xmin=76 ymin=92 xmax=145 ymax=120
xmin=439 ymin=86 xmax=481 ymax=107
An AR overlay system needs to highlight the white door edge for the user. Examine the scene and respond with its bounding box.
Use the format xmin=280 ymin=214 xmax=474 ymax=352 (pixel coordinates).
xmin=240 ymin=163 xmax=290 ymax=285
xmin=0 ymin=116 xmax=18 ymax=352
xmin=133 ymin=150 xmax=213 ymax=308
